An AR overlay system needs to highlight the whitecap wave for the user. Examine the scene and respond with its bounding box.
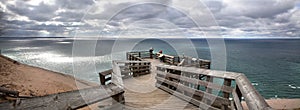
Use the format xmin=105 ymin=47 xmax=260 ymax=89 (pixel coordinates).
xmin=288 ymin=84 xmax=300 ymax=89
xmin=251 ymin=83 xmax=259 ymax=86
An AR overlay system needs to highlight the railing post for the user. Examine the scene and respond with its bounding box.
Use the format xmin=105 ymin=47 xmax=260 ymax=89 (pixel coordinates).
xmin=172 ymin=57 xmax=175 ymax=65
xmin=205 ymin=76 xmax=213 ymax=104
xmin=222 ymin=79 xmax=232 ymax=110
xmin=235 ymin=85 xmax=242 ymax=102
xmin=99 ymin=73 xmax=106 ymax=85
xmin=223 ymin=79 xmax=231 ymax=98
xmin=138 ymin=52 xmax=141 ymax=58
xmin=112 ymin=93 xmax=125 ymax=104
xmin=150 ymin=50 xmax=153 ymax=59
xmin=207 ymin=61 xmax=211 ymax=69
xmin=111 ymin=92 xmax=125 ymax=109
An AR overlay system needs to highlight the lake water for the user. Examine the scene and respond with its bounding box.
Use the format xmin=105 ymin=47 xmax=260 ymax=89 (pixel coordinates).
xmin=0 ymin=37 xmax=299 ymax=99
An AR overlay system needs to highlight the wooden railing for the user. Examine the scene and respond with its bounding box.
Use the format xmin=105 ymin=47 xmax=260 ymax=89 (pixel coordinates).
xmin=155 ymin=53 xmax=211 ymax=69
xmin=127 ymin=51 xmax=151 ymax=61
xmin=155 ymin=53 xmax=180 ymax=65
xmin=155 ymin=65 xmax=273 ymax=110
xmin=0 ymin=84 xmax=124 ymax=110
xmin=180 ymin=56 xmax=211 ymax=69
xmin=99 ymin=61 xmax=151 ymax=85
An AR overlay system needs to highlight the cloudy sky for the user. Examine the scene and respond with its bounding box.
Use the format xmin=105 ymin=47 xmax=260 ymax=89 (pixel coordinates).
xmin=0 ymin=0 xmax=300 ymax=38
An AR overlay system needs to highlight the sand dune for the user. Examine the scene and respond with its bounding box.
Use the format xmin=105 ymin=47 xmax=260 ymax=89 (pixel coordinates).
xmin=0 ymin=55 xmax=97 ymax=101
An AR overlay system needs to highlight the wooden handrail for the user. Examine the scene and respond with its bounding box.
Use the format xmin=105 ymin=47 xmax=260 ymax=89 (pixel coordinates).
xmin=0 ymin=84 xmax=124 ymax=110
xmin=235 ymin=74 xmax=272 ymax=110
xmin=155 ymin=53 xmax=211 ymax=69
xmin=99 ymin=61 xmax=151 ymax=85
xmin=126 ymin=51 xmax=151 ymax=61
xmin=157 ymin=65 xmax=240 ymax=80
xmin=156 ymin=65 xmax=273 ymax=110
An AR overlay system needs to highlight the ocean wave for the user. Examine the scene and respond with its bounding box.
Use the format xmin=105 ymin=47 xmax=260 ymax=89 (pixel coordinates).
xmin=251 ymin=82 xmax=259 ymax=86
xmin=288 ymin=84 xmax=300 ymax=89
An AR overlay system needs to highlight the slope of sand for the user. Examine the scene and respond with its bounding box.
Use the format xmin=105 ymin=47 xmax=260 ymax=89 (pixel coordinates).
xmin=0 ymin=55 xmax=98 ymax=99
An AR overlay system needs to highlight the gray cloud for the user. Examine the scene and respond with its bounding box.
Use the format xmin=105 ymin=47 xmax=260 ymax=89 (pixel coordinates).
xmin=0 ymin=0 xmax=300 ymax=38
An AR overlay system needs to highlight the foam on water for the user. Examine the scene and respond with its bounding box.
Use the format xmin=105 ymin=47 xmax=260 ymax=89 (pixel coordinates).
xmin=288 ymin=84 xmax=300 ymax=89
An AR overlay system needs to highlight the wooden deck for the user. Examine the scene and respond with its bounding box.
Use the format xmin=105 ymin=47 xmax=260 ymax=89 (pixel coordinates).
xmin=123 ymin=58 xmax=199 ymax=109
xmin=95 ymin=51 xmax=272 ymax=110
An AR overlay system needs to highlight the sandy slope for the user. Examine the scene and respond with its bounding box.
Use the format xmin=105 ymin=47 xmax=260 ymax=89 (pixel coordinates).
xmin=0 ymin=55 xmax=97 ymax=99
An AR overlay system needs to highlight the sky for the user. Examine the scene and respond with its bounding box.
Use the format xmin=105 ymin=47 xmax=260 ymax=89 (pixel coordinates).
xmin=0 ymin=0 xmax=300 ymax=38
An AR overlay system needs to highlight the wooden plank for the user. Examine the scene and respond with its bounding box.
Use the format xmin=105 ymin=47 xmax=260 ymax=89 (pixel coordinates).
xmin=114 ymin=60 xmax=150 ymax=64
xmin=156 ymin=65 xmax=241 ymax=80
xmin=235 ymin=74 xmax=272 ymax=110
xmin=222 ymin=79 xmax=232 ymax=110
xmin=156 ymin=77 xmax=230 ymax=106
xmin=223 ymin=79 xmax=232 ymax=98
xmin=230 ymin=100 xmax=236 ymax=110
xmin=156 ymin=71 xmax=233 ymax=93
xmin=127 ymin=65 xmax=150 ymax=68
xmin=99 ymin=69 xmax=112 ymax=76
xmin=232 ymin=89 xmax=243 ymax=110
xmin=99 ymin=69 xmax=113 ymax=85
xmin=156 ymin=83 xmax=221 ymax=110
xmin=0 ymin=87 xmax=19 ymax=97
xmin=0 ymin=84 xmax=124 ymax=110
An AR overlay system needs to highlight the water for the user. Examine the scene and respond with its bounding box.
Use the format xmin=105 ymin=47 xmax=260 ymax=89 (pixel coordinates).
xmin=0 ymin=37 xmax=299 ymax=99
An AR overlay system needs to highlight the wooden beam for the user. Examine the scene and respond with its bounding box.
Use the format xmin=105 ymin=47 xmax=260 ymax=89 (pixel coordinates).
xmin=232 ymin=89 xmax=243 ymax=110
xmin=235 ymin=74 xmax=272 ymax=110
xmin=156 ymin=77 xmax=230 ymax=107
xmin=0 ymin=84 xmax=124 ymax=110
xmin=156 ymin=83 xmax=221 ymax=110
xmin=156 ymin=65 xmax=241 ymax=80
xmin=0 ymin=87 xmax=19 ymax=97
xmin=156 ymin=71 xmax=233 ymax=93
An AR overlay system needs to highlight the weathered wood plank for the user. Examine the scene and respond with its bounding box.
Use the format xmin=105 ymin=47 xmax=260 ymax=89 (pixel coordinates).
xmin=114 ymin=60 xmax=150 ymax=63
xmin=156 ymin=71 xmax=233 ymax=93
xmin=156 ymin=65 xmax=241 ymax=80
xmin=0 ymin=84 xmax=124 ymax=110
xmin=223 ymin=79 xmax=232 ymax=98
xmin=99 ymin=69 xmax=112 ymax=76
xmin=156 ymin=83 xmax=221 ymax=110
xmin=232 ymin=89 xmax=243 ymax=110
xmin=0 ymin=87 xmax=19 ymax=97
xmin=99 ymin=69 xmax=113 ymax=85
xmin=156 ymin=77 xmax=230 ymax=106
xmin=235 ymin=74 xmax=272 ymax=110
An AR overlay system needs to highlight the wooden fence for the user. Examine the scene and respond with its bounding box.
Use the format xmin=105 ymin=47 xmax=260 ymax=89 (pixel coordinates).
xmin=155 ymin=53 xmax=211 ymax=69
xmin=126 ymin=51 xmax=211 ymax=69
xmin=0 ymin=84 xmax=124 ymax=110
xmin=180 ymin=56 xmax=211 ymax=69
xmin=126 ymin=51 xmax=151 ymax=61
xmin=155 ymin=65 xmax=272 ymax=110
xmin=99 ymin=61 xmax=151 ymax=85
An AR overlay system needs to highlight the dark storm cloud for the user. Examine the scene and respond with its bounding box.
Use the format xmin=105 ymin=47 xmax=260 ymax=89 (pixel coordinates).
xmin=0 ymin=0 xmax=300 ymax=38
